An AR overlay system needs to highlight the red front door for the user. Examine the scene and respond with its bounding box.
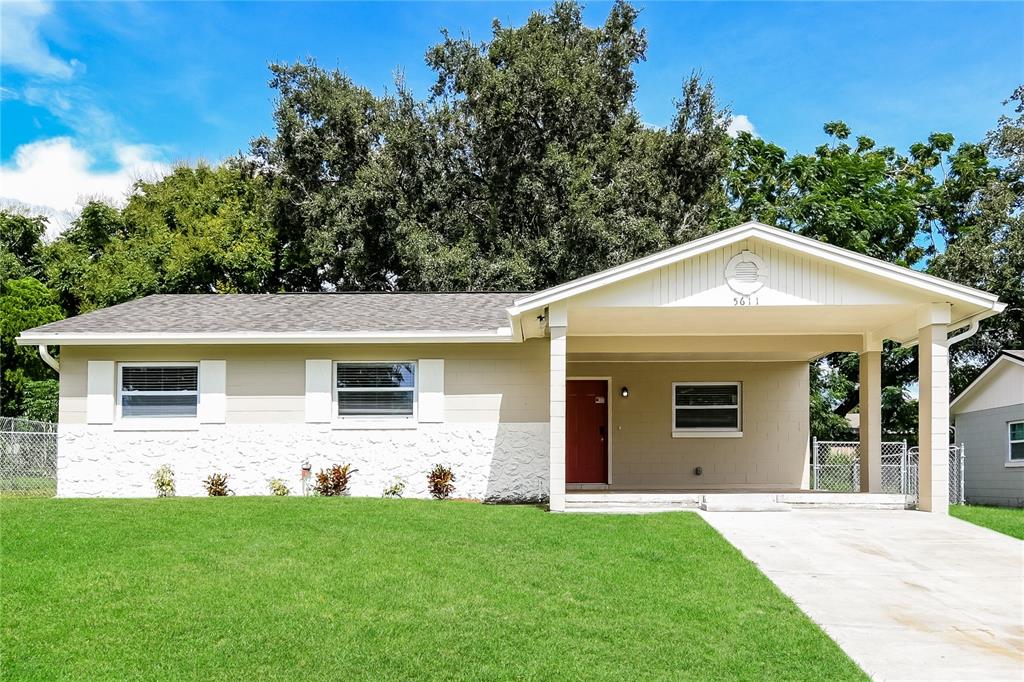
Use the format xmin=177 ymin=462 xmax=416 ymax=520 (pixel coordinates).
xmin=566 ymin=380 xmax=608 ymax=484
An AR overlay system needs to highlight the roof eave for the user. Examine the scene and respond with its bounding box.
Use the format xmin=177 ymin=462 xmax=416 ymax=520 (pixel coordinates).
xmin=17 ymin=329 xmax=519 ymax=346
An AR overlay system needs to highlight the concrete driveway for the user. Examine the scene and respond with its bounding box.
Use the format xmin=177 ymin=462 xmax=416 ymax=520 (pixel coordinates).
xmin=700 ymin=510 xmax=1024 ymax=681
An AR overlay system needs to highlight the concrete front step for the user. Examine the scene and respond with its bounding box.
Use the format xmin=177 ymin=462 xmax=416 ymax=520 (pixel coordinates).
xmin=563 ymin=505 xmax=698 ymax=514
xmin=563 ymin=491 xmax=912 ymax=513
xmin=699 ymin=496 xmax=791 ymax=512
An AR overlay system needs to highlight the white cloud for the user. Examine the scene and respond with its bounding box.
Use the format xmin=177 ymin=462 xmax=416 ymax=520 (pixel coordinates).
xmin=727 ymin=114 xmax=757 ymax=138
xmin=0 ymin=137 xmax=170 ymax=236
xmin=0 ymin=0 xmax=80 ymax=79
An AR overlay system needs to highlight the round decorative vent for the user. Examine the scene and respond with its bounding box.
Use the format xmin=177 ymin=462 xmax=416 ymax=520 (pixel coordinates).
xmin=725 ymin=250 xmax=768 ymax=295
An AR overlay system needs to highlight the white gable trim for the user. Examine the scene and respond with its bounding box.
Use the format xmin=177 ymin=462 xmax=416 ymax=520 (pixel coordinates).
xmin=509 ymin=222 xmax=1003 ymax=314
xmin=950 ymin=353 xmax=1024 ymax=412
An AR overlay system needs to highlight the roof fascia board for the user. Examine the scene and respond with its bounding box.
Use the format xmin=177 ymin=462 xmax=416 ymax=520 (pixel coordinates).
xmin=510 ymin=222 xmax=1001 ymax=314
xmin=950 ymin=354 xmax=1024 ymax=411
xmin=17 ymin=329 xmax=518 ymax=346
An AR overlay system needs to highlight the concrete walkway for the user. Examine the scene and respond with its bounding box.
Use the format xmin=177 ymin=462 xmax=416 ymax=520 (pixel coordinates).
xmin=700 ymin=510 xmax=1024 ymax=682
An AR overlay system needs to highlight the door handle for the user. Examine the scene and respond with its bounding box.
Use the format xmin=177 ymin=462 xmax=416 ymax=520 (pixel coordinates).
xmin=599 ymin=426 xmax=606 ymax=436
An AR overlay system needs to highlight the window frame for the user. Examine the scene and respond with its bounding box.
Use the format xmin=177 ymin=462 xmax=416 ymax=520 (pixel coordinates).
xmin=115 ymin=361 xmax=200 ymax=431
xmin=671 ymin=381 xmax=742 ymax=439
xmin=332 ymin=360 xmax=418 ymax=429
xmin=1008 ymin=420 xmax=1024 ymax=467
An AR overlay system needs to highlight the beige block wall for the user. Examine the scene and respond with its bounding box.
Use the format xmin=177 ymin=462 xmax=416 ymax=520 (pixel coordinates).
xmin=58 ymin=342 xmax=551 ymax=425
xmin=567 ymin=361 xmax=810 ymax=490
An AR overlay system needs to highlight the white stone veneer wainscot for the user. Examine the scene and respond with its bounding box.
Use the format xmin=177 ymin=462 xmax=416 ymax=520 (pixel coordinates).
xmin=57 ymin=423 xmax=550 ymax=502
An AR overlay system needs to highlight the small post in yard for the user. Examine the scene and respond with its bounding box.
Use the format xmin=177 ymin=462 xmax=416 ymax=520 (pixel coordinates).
xmin=960 ymin=444 xmax=966 ymax=504
xmin=901 ymin=440 xmax=908 ymax=495
xmin=811 ymin=437 xmax=818 ymax=490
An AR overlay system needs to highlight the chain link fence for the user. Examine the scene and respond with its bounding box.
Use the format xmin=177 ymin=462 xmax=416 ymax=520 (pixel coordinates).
xmin=811 ymin=438 xmax=964 ymax=505
xmin=0 ymin=417 xmax=57 ymax=497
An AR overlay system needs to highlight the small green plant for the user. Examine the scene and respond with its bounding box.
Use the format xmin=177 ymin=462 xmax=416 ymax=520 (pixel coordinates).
xmin=203 ymin=473 xmax=232 ymax=497
xmin=268 ymin=478 xmax=290 ymax=496
xmin=152 ymin=465 xmax=175 ymax=497
xmin=314 ymin=464 xmax=356 ymax=496
xmin=382 ymin=477 xmax=406 ymax=498
xmin=427 ymin=464 xmax=456 ymax=500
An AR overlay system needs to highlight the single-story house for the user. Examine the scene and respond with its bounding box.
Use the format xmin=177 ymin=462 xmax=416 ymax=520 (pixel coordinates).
xmin=18 ymin=222 xmax=1006 ymax=513
xmin=950 ymin=350 xmax=1024 ymax=507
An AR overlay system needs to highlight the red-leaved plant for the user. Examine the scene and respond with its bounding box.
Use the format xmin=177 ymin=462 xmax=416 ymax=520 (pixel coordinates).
xmin=427 ymin=464 xmax=456 ymax=500
xmin=314 ymin=464 xmax=356 ymax=496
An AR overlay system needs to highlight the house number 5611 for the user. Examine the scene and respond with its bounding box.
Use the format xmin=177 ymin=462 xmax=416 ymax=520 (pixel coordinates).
xmin=733 ymin=295 xmax=759 ymax=306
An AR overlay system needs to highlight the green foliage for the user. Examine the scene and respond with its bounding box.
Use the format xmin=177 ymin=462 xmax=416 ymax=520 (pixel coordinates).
xmin=21 ymin=380 xmax=58 ymax=423
xmin=313 ymin=464 xmax=356 ymax=496
xmin=203 ymin=473 xmax=232 ymax=497
xmin=382 ymin=478 xmax=406 ymax=498
xmin=45 ymin=163 xmax=279 ymax=315
xmin=1 ymin=212 xmax=48 ymax=282
xmin=153 ymin=465 xmax=176 ymax=498
xmin=927 ymin=87 xmax=1024 ymax=396
xmin=255 ymin=1 xmax=732 ymax=292
xmin=0 ymin=276 xmax=63 ymax=417
xmin=427 ymin=464 xmax=456 ymax=500
xmin=268 ymin=479 xmax=290 ymax=496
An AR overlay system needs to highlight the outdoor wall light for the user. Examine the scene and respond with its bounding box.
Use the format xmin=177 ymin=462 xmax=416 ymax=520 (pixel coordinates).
xmin=620 ymin=386 xmax=629 ymax=398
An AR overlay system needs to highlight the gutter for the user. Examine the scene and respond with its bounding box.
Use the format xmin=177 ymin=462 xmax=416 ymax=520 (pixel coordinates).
xmin=17 ymin=328 xmax=520 ymax=346
xmin=38 ymin=345 xmax=59 ymax=373
xmin=900 ymin=302 xmax=1006 ymax=350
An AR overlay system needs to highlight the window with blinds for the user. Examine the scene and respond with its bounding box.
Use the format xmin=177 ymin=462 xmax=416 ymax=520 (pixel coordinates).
xmin=673 ymin=383 xmax=741 ymax=432
xmin=120 ymin=365 xmax=199 ymax=418
xmin=336 ymin=362 xmax=415 ymax=417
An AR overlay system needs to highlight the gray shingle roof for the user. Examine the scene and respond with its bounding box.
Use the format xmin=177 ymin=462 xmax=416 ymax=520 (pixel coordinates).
xmin=26 ymin=293 xmax=524 ymax=336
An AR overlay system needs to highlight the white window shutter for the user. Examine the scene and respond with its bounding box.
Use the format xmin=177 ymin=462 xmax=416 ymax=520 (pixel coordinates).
xmin=86 ymin=360 xmax=115 ymax=424
xmin=305 ymin=359 xmax=332 ymax=423
xmin=198 ymin=360 xmax=226 ymax=424
xmin=418 ymin=359 xmax=444 ymax=423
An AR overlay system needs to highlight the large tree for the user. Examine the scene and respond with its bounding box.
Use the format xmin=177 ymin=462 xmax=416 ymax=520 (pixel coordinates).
xmin=254 ymin=0 xmax=733 ymax=292
xmin=928 ymin=87 xmax=1024 ymax=395
xmin=724 ymin=121 xmax=1007 ymax=439
xmin=45 ymin=162 xmax=280 ymax=315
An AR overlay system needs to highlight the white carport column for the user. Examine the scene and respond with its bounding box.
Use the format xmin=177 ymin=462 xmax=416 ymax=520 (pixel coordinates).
xmin=858 ymin=346 xmax=883 ymax=493
xmin=917 ymin=304 xmax=951 ymax=514
xmin=548 ymin=304 xmax=568 ymax=512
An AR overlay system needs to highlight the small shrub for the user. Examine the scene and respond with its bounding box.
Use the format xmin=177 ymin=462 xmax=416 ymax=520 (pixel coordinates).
xmin=203 ymin=473 xmax=232 ymax=496
xmin=382 ymin=478 xmax=406 ymax=498
xmin=152 ymin=465 xmax=175 ymax=497
xmin=268 ymin=478 xmax=290 ymax=496
xmin=427 ymin=464 xmax=456 ymax=500
xmin=314 ymin=464 xmax=356 ymax=496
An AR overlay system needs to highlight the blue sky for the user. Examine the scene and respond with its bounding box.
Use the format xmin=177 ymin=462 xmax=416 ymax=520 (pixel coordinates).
xmin=1 ymin=1 xmax=1021 ymax=232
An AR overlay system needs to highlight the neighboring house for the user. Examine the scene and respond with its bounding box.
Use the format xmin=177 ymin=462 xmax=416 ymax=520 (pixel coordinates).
xmin=17 ymin=222 xmax=1005 ymax=513
xmin=950 ymin=350 xmax=1024 ymax=508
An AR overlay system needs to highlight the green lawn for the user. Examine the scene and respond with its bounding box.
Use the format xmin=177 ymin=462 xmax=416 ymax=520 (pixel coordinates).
xmin=951 ymin=504 xmax=1024 ymax=540
xmin=1 ymin=498 xmax=864 ymax=680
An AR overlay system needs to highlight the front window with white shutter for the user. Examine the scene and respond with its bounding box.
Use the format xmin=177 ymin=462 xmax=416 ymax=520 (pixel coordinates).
xmin=119 ymin=364 xmax=199 ymax=418
xmin=336 ymin=362 xmax=416 ymax=418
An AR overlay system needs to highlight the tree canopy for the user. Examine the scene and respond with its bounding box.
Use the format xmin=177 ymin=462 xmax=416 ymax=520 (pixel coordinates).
xmin=2 ymin=1 xmax=1020 ymax=437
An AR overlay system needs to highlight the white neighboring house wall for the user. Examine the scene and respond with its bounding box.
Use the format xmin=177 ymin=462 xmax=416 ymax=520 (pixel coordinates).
xmin=57 ymin=343 xmax=551 ymax=500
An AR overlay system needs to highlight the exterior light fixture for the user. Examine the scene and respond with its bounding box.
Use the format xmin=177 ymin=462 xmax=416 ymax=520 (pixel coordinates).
xmin=620 ymin=386 xmax=629 ymax=398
